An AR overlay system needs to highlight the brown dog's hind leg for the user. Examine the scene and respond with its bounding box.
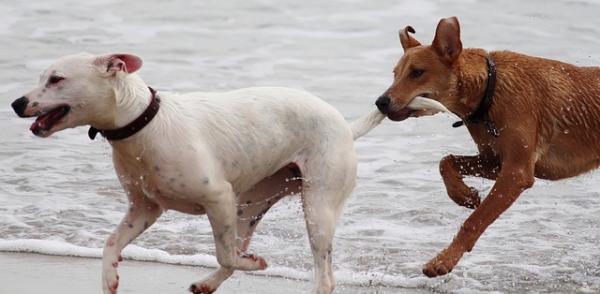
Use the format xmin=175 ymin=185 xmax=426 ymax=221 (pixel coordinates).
xmin=440 ymin=154 xmax=500 ymax=209
xmin=425 ymin=137 xmax=535 ymax=278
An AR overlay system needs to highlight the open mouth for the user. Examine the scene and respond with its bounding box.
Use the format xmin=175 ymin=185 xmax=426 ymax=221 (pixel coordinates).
xmin=30 ymin=105 xmax=70 ymax=136
xmin=387 ymin=94 xmax=450 ymax=122
xmin=388 ymin=107 xmax=416 ymax=121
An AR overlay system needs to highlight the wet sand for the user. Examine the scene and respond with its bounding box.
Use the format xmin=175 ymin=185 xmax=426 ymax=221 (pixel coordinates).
xmin=0 ymin=252 xmax=428 ymax=294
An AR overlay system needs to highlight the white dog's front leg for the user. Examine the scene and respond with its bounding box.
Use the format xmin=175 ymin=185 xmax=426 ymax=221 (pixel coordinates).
xmin=204 ymin=183 xmax=267 ymax=272
xmin=102 ymin=194 xmax=162 ymax=294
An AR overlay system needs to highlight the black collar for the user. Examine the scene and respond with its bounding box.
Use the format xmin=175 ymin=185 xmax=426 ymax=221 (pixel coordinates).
xmin=88 ymin=87 xmax=160 ymax=141
xmin=452 ymin=54 xmax=499 ymax=137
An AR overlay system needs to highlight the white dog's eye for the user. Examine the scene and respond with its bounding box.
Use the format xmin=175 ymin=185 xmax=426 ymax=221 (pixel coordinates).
xmin=48 ymin=76 xmax=65 ymax=85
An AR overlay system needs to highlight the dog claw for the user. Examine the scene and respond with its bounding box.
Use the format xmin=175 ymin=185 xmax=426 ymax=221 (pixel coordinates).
xmin=423 ymin=261 xmax=450 ymax=278
xmin=258 ymin=257 xmax=268 ymax=269
xmin=437 ymin=265 xmax=449 ymax=275
xmin=189 ymin=283 xmax=215 ymax=294
xmin=422 ymin=267 xmax=436 ymax=278
xmin=422 ymin=264 xmax=450 ymax=277
xmin=423 ymin=248 xmax=462 ymax=278
xmin=108 ymin=280 xmax=119 ymax=294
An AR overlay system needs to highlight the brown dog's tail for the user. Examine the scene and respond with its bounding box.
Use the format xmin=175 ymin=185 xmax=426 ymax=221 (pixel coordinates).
xmin=350 ymin=109 xmax=385 ymax=140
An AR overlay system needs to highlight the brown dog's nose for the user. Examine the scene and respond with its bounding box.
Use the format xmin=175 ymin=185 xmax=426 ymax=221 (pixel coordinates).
xmin=11 ymin=96 xmax=29 ymax=117
xmin=376 ymin=96 xmax=390 ymax=114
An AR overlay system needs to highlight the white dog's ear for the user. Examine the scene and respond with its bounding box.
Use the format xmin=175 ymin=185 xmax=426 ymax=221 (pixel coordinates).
xmin=95 ymin=53 xmax=143 ymax=75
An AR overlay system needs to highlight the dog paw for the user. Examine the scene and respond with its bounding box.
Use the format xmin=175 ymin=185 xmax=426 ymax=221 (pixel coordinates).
xmin=189 ymin=267 xmax=233 ymax=294
xmin=189 ymin=283 xmax=215 ymax=294
xmin=447 ymin=186 xmax=480 ymax=209
xmin=231 ymin=252 xmax=268 ymax=270
xmin=422 ymin=248 xmax=463 ymax=278
xmin=240 ymin=253 xmax=268 ymax=270
xmin=102 ymin=267 xmax=120 ymax=294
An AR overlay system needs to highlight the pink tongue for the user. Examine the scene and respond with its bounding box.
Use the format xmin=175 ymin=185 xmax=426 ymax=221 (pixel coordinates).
xmin=30 ymin=118 xmax=47 ymax=132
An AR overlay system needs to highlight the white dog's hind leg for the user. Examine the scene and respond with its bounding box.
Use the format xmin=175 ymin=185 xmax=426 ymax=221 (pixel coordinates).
xmin=302 ymin=189 xmax=342 ymax=294
xmin=301 ymin=150 xmax=357 ymax=294
xmin=102 ymin=193 xmax=162 ymax=294
xmin=204 ymin=182 xmax=268 ymax=271
xmin=190 ymin=165 xmax=302 ymax=294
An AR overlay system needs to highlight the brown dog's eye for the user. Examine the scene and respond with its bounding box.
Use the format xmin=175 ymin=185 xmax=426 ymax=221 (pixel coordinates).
xmin=48 ymin=76 xmax=65 ymax=85
xmin=409 ymin=69 xmax=425 ymax=79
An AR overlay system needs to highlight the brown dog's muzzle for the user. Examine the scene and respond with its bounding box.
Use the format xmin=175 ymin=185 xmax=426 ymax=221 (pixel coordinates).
xmin=11 ymin=96 xmax=30 ymax=118
xmin=376 ymin=95 xmax=417 ymax=121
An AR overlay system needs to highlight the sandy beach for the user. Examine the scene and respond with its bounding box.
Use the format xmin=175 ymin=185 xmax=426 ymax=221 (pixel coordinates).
xmin=0 ymin=252 xmax=426 ymax=294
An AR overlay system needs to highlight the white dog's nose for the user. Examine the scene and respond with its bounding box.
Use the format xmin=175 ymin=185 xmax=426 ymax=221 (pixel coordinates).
xmin=11 ymin=96 xmax=30 ymax=117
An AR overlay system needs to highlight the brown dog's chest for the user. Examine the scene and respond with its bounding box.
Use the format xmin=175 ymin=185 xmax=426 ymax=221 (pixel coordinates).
xmin=466 ymin=123 xmax=501 ymax=156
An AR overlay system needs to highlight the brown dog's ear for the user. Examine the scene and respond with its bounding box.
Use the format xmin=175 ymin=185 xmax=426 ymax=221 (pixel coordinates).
xmin=432 ymin=17 xmax=462 ymax=65
xmin=399 ymin=26 xmax=421 ymax=51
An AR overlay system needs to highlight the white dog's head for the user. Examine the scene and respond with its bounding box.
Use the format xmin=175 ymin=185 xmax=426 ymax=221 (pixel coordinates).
xmin=11 ymin=53 xmax=143 ymax=137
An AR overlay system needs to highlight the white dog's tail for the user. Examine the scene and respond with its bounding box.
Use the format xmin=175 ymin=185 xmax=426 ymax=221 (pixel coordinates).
xmin=350 ymin=109 xmax=386 ymax=140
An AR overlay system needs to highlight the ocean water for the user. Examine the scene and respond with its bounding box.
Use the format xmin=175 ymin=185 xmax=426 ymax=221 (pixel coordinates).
xmin=2 ymin=0 xmax=600 ymax=292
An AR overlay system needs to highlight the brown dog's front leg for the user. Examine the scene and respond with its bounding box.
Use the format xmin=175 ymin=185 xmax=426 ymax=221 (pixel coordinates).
xmin=439 ymin=154 xmax=500 ymax=209
xmin=426 ymin=146 xmax=535 ymax=277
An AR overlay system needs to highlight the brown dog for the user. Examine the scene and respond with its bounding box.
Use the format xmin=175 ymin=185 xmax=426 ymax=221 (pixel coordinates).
xmin=376 ymin=16 xmax=600 ymax=278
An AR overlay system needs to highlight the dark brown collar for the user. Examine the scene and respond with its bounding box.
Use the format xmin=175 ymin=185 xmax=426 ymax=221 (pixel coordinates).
xmin=452 ymin=54 xmax=499 ymax=137
xmin=88 ymin=87 xmax=160 ymax=141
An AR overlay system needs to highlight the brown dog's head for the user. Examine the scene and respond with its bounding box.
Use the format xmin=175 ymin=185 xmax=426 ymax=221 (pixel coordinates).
xmin=376 ymin=17 xmax=462 ymax=121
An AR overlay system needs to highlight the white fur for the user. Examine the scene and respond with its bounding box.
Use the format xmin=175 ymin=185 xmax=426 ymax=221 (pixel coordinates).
xmin=350 ymin=109 xmax=386 ymax=139
xmin=15 ymin=53 xmax=382 ymax=294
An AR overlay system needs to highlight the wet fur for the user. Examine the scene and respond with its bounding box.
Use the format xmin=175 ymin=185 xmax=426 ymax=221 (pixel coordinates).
xmin=380 ymin=17 xmax=600 ymax=277
xmin=12 ymin=53 xmax=383 ymax=294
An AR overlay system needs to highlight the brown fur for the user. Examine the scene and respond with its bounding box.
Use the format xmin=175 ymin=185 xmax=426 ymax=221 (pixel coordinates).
xmin=380 ymin=16 xmax=600 ymax=277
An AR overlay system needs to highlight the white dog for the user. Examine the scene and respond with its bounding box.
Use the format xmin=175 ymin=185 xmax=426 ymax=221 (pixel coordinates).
xmin=11 ymin=53 xmax=447 ymax=294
